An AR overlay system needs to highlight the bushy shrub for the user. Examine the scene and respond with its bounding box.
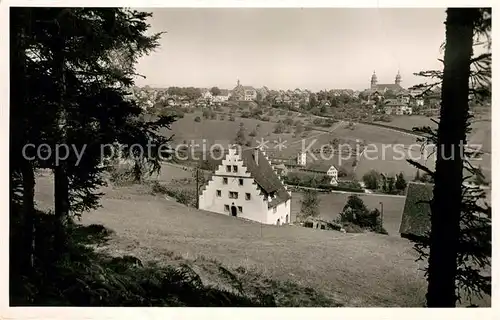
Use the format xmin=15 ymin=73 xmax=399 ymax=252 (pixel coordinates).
xmin=362 ymin=169 xmax=380 ymax=190
xmin=273 ymin=122 xmax=286 ymax=134
xmin=194 ymin=116 xmax=201 ymax=122
xmin=283 ymin=117 xmax=294 ymax=126
xmin=150 ymin=181 xmax=196 ymax=207
xmin=339 ymin=195 xmax=387 ymax=235
xmin=342 ymin=222 xmax=365 ymax=234
xmin=293 ymin=120 xmax=303 ymax=126
xmin=229 ymin=115 xmax=236 ymax=121
xmin=250 ymin=108 xmax=263 ymax=118
xmin=337 ymin=167 xmax=348 ymax=178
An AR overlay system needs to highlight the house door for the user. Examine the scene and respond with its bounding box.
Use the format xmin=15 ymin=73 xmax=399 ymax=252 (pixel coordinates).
xmin=277 ymin=218 xmax=280 ymax=226
xmin=231 ymin=205 xmax=237 ymax=217
xmin=285 ymin=215 xmax=289 ymax=223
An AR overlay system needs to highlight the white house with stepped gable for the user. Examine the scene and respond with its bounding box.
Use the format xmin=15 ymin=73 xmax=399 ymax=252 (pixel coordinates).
xmin=198 ymin=146 xmax=292 ymax=225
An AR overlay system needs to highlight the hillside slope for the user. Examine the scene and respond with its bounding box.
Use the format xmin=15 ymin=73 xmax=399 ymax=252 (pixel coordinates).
xmin=34 ymin=172 xmax=428 ymax=307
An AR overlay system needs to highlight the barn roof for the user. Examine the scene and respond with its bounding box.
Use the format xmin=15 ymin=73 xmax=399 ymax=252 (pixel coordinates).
xmin=399 ymin=182 xmax=491 ymax=241
xmin=399 ymin=182 xmax=433 ymax=238
xmin=374 ymin=84 xmax=403 ymax=91
xmin=304 ymin=162 xmax=335 ymax=173
xmin=240 ymin=148 xmax=291 ymax=207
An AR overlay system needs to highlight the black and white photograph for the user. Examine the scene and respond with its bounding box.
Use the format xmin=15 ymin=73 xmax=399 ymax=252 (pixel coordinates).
xmin=2 ymin=2 xmax=494 ymax=316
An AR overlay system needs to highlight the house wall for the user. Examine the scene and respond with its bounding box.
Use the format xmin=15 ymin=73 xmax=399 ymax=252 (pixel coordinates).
xmin=327 ymin=167 xmax=339 ymax=185
xmin=327 ymin=167 xmax=338 ymax=179
xmin=266 ymin=199 xmax=291 ymax=225
xmin=297 ymin=152 xmax=307 ymax=166
xmin=213 ymin=95 xmax=229 ymax=102
xmin=199 ymin=149 xmax=269 ymax=224
xmin=244 ymin=90 xmax=257 ymax=101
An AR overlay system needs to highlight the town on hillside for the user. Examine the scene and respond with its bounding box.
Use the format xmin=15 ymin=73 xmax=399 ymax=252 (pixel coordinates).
xmin=10 ymin=7 xmax=491 ymax=310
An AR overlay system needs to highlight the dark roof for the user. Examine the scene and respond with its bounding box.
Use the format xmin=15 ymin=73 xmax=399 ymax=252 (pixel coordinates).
xmin=375 ymin=84 xmax=403 ymax=91
xmin=239 ymin=148 xmax=291 ymax=207
xmin=399 ymin=182 xmax=433 ymax=237
xmin=232 ymin=85 xmax=256 ymax=92
xmin=399 ymin=182 xmax=491 ymax=240
xmin=384 ymin=99 xmax=407 ymax=107
xmin=303 ymin=162 xmax=334 ymax=173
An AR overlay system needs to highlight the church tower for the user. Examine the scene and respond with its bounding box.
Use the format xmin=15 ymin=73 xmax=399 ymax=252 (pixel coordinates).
xmin=370 ymin=71 xmax=378 ymax=89
xmin=395 ymin=70 xmax=402 ymax=86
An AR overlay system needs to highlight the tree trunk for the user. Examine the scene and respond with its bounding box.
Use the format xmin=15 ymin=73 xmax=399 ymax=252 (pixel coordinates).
xmin=53 ymin=29 xmax=70 ymax=254
xmin=21 ymin=159 xmax=36 ymax=270
xmin=426 ymin=8 xmax=476 ymax=307
xmin=10 ymin=8 xmax=36 ymax=273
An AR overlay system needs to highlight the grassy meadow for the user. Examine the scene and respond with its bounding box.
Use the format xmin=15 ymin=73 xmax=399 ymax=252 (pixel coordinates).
xmin=33 ymin=164 xmax=490 ymax=307
xmin=34 ymin=172 xmax=428 ymax=307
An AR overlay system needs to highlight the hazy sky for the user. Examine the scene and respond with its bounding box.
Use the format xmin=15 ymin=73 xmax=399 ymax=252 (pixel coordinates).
xmin=134 ymin=8 xmax=447 ymax=91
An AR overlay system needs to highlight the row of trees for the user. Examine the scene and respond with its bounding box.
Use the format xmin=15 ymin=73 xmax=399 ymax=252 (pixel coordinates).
xmin=362 ymin=170 xmax=407 ymax=194
xmin=166 ymin=86 xmax=202 ymax=100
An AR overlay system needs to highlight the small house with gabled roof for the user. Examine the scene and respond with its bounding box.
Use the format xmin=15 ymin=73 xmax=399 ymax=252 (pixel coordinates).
xmin=198 ymin=146 xmax=292 ymax=225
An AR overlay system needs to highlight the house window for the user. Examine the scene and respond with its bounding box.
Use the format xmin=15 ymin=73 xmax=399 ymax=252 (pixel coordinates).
xmin=233 ymin=165 xmax=238 ymax=173
xmin=216 ymin=190 xmax=221 ymax=197
xmin=273 ymin=207 xmax=277 ymax=213
xmin=229 ymin=191 xmax=238 ymax=199
xmin=224 ymin=205 xmax=229 ymax=212
xmin=237 ymin=206 xmax=242 ymax=213
xmin=239 ymin=178 xmax=244 ymax=186
xmin=226 ymin=165 xmax=231 ymax=172
xmin=223 ymin=177 xmax=228 ymax=185
xmin=245 ymin=193 xmax=251 ymax=200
